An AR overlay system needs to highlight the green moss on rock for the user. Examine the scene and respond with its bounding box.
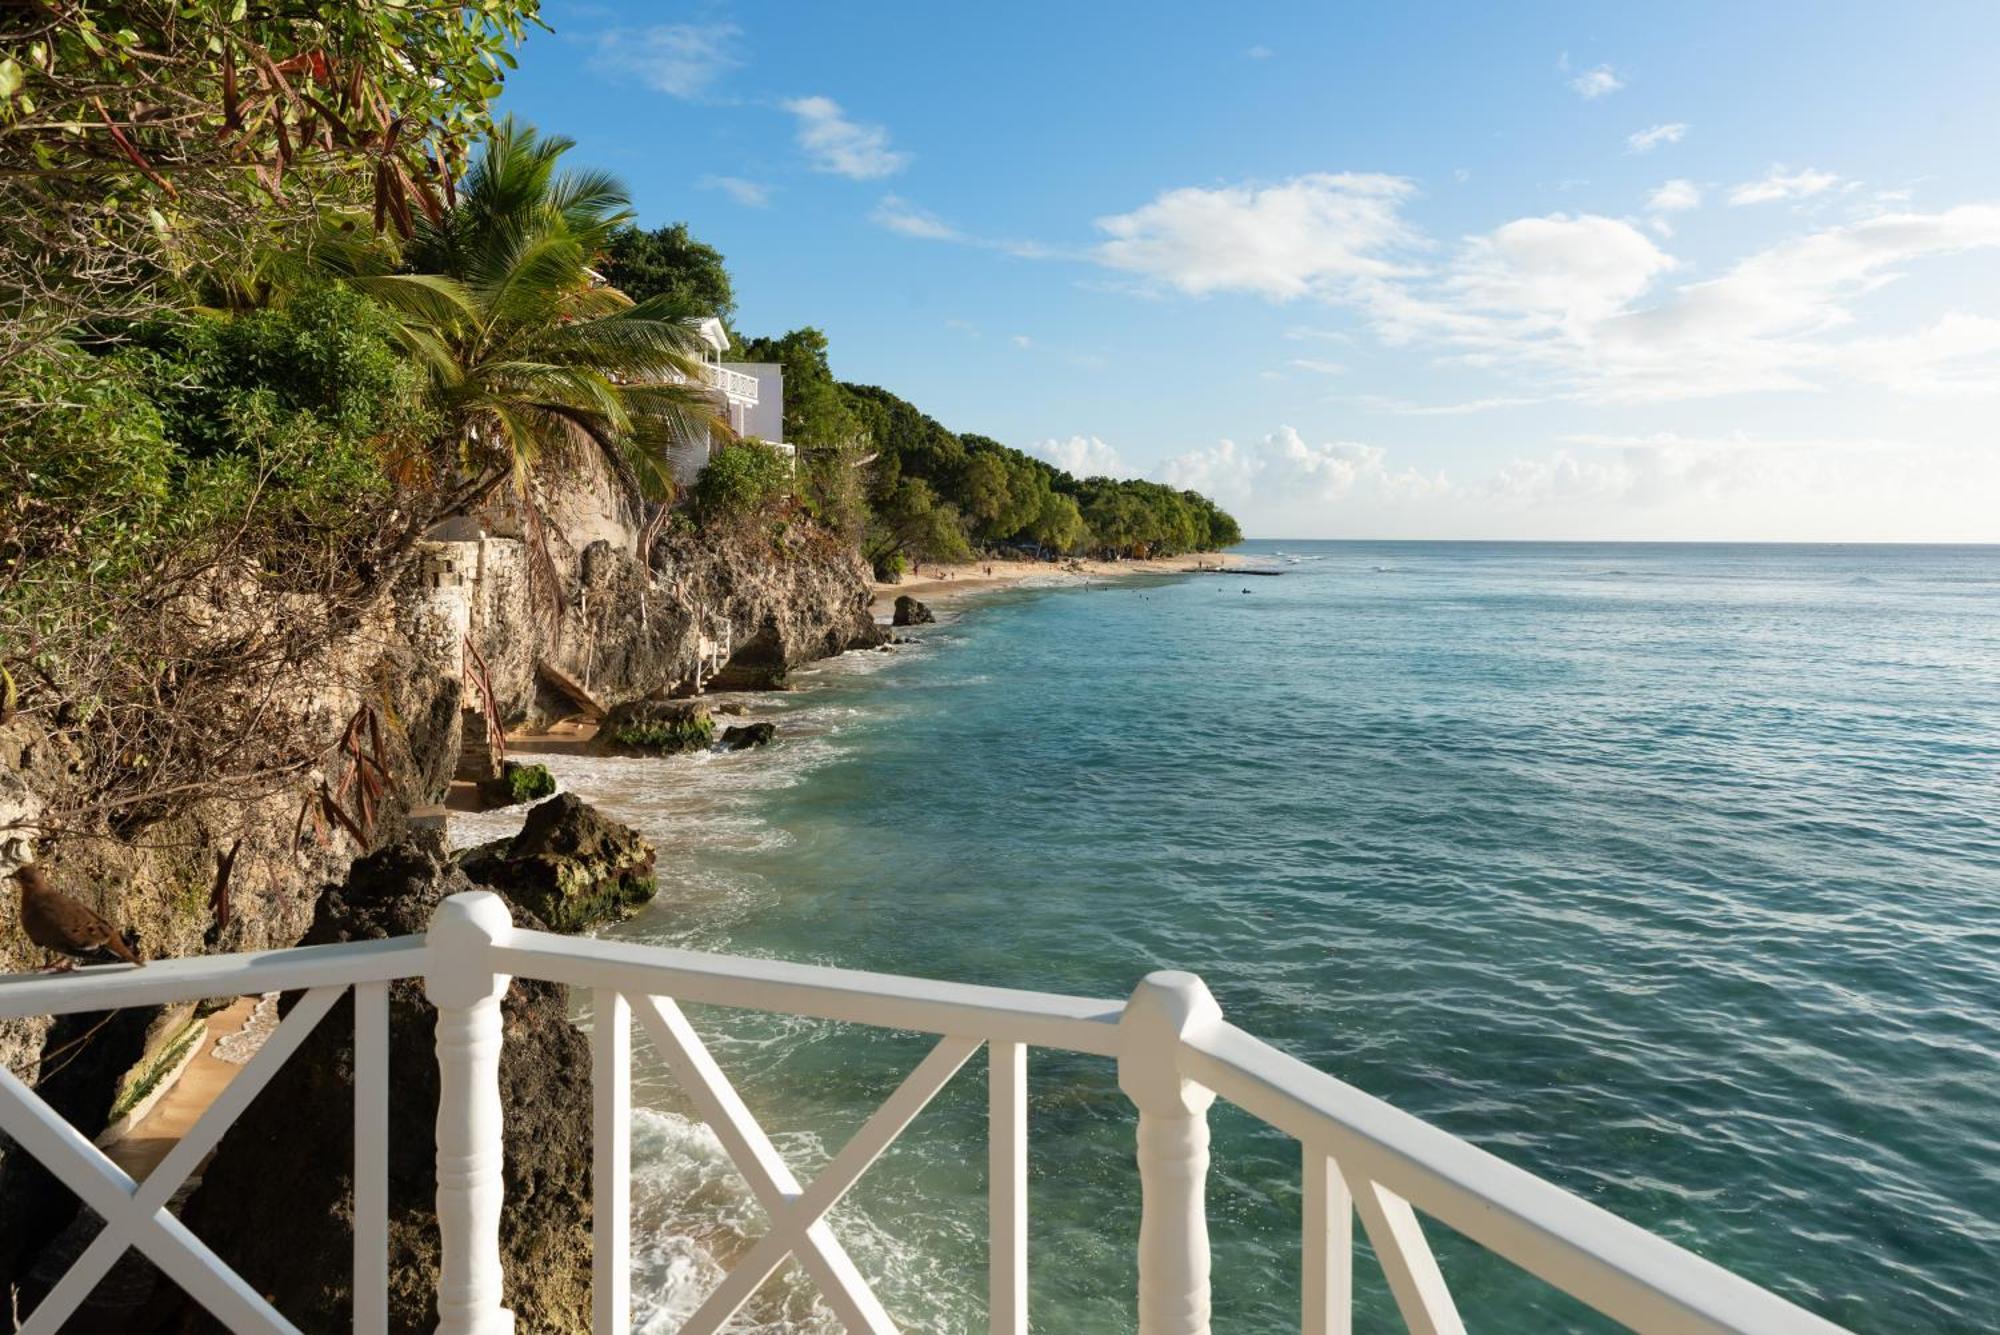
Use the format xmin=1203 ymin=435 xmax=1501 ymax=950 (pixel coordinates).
xmin=458 ymin=793 xmax=656 ymax=932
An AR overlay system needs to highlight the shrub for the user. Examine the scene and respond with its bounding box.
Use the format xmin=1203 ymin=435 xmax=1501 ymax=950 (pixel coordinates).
xmin=693 ymin=441 xmax=792 ymax=525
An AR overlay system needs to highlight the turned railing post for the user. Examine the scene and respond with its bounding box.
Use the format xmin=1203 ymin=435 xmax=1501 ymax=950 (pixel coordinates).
xmin=1119 ymin=971 xmax=1223 ymax=1335
xmin=427 ymin=891 xmax=516 ymax=1335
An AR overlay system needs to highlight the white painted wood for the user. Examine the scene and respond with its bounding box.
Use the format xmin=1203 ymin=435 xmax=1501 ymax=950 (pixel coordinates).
xmin=426 ymin=892 xmax=517 ymax=1335
xmin=1117 ymin=972 xmax=1223 ymax=1335
xmin=1302 ymin=1150 xmax=1352 ymax=1335
xmin=19 ymin=985 xmax=343 ymax=1335
xmin=631 ymin=993 xmax=899 ymax=1334
xmin=1347 ymin=1177 xmax=1463 ymax=1335
xmin=355 ymin=980 xmax=391 ymax=1334
xmin=1177 ymin=1023 xmax=1851 ymax=1335
xmin=494 ymin=932 xmax=1123 ymax=1055
xmin=677 ymin=1035 xmax=979 ymax=1334
xmin=591 ymin=989 xmax=632 ymax=1335
xmin=0 ymin=908 xmax=1858 ymax=1335
xmin=0 ymin=1064 xmax=300 ymax=1334
xmin=0 ymin=935 xmax=427 ymax=1020
xmin=988 ymin=1040 xmax=1028 ymax=1335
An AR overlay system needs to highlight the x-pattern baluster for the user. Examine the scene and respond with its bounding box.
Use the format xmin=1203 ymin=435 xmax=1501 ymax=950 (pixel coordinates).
xmin=0 ymin=985 xmax=345 ymax=1335
xmin=631 ymin=993 xmax=979 ymax=1333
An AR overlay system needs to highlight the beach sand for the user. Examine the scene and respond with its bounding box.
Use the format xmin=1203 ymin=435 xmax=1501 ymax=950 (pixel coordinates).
xmin=870 ymin=550 xmax=1238 ymax=615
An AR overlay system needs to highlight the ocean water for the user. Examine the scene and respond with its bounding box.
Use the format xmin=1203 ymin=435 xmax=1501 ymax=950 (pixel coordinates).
xmin=460 ymin=541 xmax=2000 ymax=1332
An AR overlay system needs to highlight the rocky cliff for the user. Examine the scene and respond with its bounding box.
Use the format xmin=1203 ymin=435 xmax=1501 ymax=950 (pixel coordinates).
xmin=0 ymin=450 xmax=884 ymax=1318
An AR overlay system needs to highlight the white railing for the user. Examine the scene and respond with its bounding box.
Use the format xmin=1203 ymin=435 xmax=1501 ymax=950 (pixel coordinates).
xmin=702 ymin=363 xmax=759 ymax=404
xmin=0 ymin=892 xmax=1855 ymax=1335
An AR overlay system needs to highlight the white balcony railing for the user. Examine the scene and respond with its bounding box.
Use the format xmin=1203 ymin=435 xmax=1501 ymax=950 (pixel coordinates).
xmin=702 ymin=363 xmax=759 ymax=405
xmin=0 ymin=891 xmax=1855 ymax=1335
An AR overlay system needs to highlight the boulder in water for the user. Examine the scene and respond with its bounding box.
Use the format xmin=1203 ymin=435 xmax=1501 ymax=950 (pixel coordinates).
xmin=718 ymin=722 xmax=776 ymax=751
xmin=892 ymin=595 xmax=935 ymax=627
xmin=597 ymin=699 xmax=714 ymax=754
xmin=458 ymin=792 xmax=656 ymax=932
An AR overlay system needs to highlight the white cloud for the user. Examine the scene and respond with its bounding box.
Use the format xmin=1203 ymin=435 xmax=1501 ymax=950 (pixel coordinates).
xmin=590 ymin=23 xmax=740 ymax=99
xmin=1626 ymin=122 xmax=1687 ymax=154
xmin=1728 ymin=166 xmax=1841 ymax=206
xmin=1034 ymin=435 xmax=1127 ymax=476
xmin=1152 ymin=427 xmax=2000 ymax=540
xmin=871 ymin=195 xmax=958 ymax=239
xmin=1158 ymin=428 xmax=1448 ymax=532
xmin=1286 ymin=358 xmax=1346 ymax=375
xmin=1093 ymin=173 xmax=1421 ymax=300
xmin=1646 ymin=179 xmax=1702 ymax=212
xmin=1569 ymin=65 xmax=1624 ymax=99
xmin=1284 ymin=325 xmax=1353 ymax=343
xmin=1245 ymin=44 xmax=1275 ymax=59
xmin=1011 ymin=334 xmax=1033 ymax=349
xmin=1448 ymin=213 xmax=1674 ymax=328
xmin=698 ymin=175 xmax=772 ymax=208
xmin=784 ymin=96 xmax=908 ymax=179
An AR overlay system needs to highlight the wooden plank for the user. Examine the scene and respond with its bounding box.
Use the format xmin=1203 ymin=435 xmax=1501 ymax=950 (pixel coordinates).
xmin=989 ymin=1041 xmax=1028 ymax=1335
xmin=591 ymin=990 xmax=632 ymax=1335
xmin=1303 ymin=1150 xmax=1352 ymax=1335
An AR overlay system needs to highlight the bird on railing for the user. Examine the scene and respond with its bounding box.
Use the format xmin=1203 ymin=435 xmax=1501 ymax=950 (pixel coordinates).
xmin=12 ymin=865 xmax=143 ymax=970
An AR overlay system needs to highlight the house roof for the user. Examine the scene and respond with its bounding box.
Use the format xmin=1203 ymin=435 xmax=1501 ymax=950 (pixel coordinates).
xmin=692 ymin=316 xmax=729 ymax=353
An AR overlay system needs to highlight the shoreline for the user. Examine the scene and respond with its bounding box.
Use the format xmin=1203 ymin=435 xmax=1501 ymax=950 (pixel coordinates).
xmin=492 ymin=550 xmax=1239 ymax=759
xmin=869 ymin=549 xmax=1239 ymax=615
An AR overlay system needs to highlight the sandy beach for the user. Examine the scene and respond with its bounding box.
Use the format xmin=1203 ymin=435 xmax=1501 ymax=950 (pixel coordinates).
xmin=870 ymin=550 xmax=1239 ymax=615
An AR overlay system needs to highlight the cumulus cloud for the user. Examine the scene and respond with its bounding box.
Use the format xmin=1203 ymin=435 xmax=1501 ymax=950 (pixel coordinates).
xmin=1092 ymin=173 xmax=1420 ymax=300
xmin=784 ymin=96 xmax=908 ymax=179
xmin=1728 ymin=166 xmax=1841 ymax=206
xmin=1646 ymin=179 xmax=1702 ymax=212
xmin=1034 ymin=435 xmax=1128 ymax=477
xmin=1151 ymin=427 xmax=2000 ymax=540
xmin=590 ymin=23 xmax=740 ymax=98
xmin=1627 ymin=122 xmax=1687 ymax=154
xmin=1569 ymin=64 xmax=1624 ymax=99
xmin=698 ymin=175 xmax=772 ymax=208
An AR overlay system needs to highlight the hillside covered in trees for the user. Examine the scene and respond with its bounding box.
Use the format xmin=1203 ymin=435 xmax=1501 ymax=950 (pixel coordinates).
xmin=603 ymin=229 xmax=1244 ymax=578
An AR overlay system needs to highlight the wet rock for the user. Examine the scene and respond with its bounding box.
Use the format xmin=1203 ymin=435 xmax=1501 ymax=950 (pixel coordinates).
xmin=718 ymin=722 xmax=776 ymax=751
xmin=458 ymin=793 xmax=656 ymax=932
xmin=181 ymin=839 xmax=595 ymax=1332
xmin=484 ymin=759 xmax=556 ymax=806
xmin=597 ymin=699 xmax=714 ymax=754
xmin=892 ymin=595 xmax=934 ymax=627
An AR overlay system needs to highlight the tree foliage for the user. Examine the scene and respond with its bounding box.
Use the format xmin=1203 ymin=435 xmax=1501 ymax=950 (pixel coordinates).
xmin=0 ymin=0 xmax=542 ymax=361
xmin=600 ymin=222 xmax=736 ymax=321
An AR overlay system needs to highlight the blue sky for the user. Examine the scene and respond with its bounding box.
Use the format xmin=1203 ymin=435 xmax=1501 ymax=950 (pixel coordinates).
xmin=499 ymin=2 xmax=2000 ymax=540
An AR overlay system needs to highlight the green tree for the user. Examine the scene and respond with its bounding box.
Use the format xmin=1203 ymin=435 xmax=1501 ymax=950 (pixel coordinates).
xmin=0 ymin=0 xmax=542 ymax=361
xmin=600 ymin=223 xmax=736 ymax=322
xmin=350 ymin=119 xmax=718 ymax=521
xmin=737 ymin=327 xmax=863 ymax=447
xmin=693 ymin=442 xmax=793 ymax=525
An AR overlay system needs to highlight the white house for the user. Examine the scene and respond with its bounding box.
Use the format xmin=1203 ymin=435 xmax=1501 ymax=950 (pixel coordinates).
xmin=668 ymin=316 xmax=795 ymax=487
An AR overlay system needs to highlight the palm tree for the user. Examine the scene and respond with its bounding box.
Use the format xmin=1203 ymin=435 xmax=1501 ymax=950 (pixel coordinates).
xmin=334 ymin=118 xmax=724 ymax=533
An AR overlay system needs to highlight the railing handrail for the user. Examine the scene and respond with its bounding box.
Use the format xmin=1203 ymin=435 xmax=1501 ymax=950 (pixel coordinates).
xmin=1181 ymin=1022 xmax=1850 ymax=1335
xmin=494 ymin=928 xmax=1125 ymax=1055
xmin=0 ymin=900 xmax=1859 ymax=1335
xmin=0 ymin=935 xmax=426 ymax=1020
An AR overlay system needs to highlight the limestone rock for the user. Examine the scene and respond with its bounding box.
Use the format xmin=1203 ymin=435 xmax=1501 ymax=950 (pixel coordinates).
xmin=180 ymin=839 xmax=595 ymax=1333
xmin=597 ymin=699 xmax=715 ymax=755
xmin=459 ymin=793 xmax=656 ymax=932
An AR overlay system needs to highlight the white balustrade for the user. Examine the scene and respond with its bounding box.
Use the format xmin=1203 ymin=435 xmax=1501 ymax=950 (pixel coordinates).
xmin=0 ymin=891 xmax=1861 ymax=1335
xmin=426 ymin=891 xmax=516 ymax=1335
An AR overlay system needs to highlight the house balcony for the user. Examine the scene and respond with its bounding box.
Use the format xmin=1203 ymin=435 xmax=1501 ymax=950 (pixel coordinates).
xmin=0 ymin=891 xmax=1853 ymax=1335
xmin=701 ymin=362 xmax=759 ymax=407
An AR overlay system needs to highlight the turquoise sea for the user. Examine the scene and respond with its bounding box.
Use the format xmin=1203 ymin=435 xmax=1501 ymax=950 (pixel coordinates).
xmin=462 ymin=540 xmax=2000 ymax=1332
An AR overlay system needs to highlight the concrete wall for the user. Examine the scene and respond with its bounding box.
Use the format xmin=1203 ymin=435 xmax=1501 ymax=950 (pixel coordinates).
xmin=724 ymin=362 xmax=785 ymax=442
